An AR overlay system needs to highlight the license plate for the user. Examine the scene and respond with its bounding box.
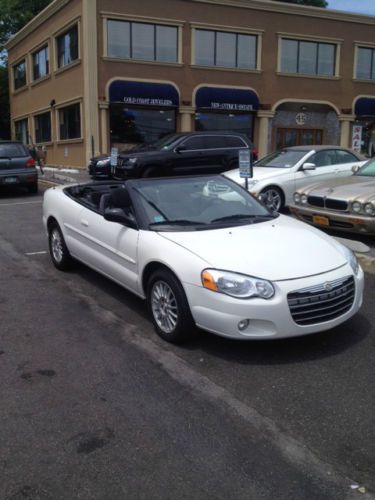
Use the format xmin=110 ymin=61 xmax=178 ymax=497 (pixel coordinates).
xmin=313 ymin=215 xmax=329 ymax=226
xmin=4 ymin=177 xmax=18 ymax=184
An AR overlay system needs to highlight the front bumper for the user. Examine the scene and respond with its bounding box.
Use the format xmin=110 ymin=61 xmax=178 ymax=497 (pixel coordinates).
xmin=290 ymin=204 xmax=375 ymax=235
xmin=183 ymin=264 xmax=364 ymax=339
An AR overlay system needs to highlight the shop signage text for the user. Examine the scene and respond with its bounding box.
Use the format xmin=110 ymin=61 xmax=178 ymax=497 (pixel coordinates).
xmin=211 ymin=102 xmax=253 ymax=111
xmin=123 ymin=97 xmax=173 ymax=106
xmin=352 ymin=125 xmax=362 ymax=153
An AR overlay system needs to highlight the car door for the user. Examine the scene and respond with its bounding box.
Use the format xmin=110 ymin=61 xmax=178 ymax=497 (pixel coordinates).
xmin=171 ymin=136 xmax=207 ymax=174
xmin=294 ymin=149 xmax=340 ymax=192
xmin=74 ymin=205 xmax=140 ymax=293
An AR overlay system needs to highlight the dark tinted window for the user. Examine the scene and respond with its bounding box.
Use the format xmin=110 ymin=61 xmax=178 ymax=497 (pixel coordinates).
xmin=225 ymin=136 xmax=247 ymax=148
xmin=335 ymin=150 xmax=358 ymax=164
xmin=35 ymin=112 xmax=51 ymax=143
xmin=204 ymin=137 xmax=227 ymax=149
xmin=57 ymin=25 xmax=78 ymax=68
xmin=182 ymin=137 xmax=206 ymax=150
xmin=33 ymin=45 xmax=49 ymax=80
xmin=59 ymin=103 xmax=81 ymax=140
xmin=0 ymin=143 xmax=28 ymax=157
xmin=13 ymin=61 xmax=26 ymax=90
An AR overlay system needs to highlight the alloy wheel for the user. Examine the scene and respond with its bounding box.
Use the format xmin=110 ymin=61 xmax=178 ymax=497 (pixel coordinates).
xmin=151 ymin=280 xmax=179 ymax=334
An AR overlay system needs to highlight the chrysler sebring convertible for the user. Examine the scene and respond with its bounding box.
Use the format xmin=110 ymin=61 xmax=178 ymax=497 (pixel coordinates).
xmin=43 ymin=175 xmax=363 ymax=343
xmin=224 ymin=146 xmax=365 ymax=212
xmin=291 ymin=157 xmax=375 ymax=235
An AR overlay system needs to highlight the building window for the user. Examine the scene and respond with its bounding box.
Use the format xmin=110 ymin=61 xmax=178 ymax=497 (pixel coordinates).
xmin=59 ymin=103 xmax=81 ymax=140
xmin=280 ymin=38 xmax=336 ymax=76
xmin=15 ymin=119 xmax=29 ymax=144
xmin=34 ymin=112 xmax=51 ymax=143
xmin=13 ymin=60 xmax=27 ymax=90
xmin=32 ymin=45 xmax=49 ymax=80
xmin=107 ymin=20 xmax=178 ymax=63
xmin=356 ymin=47 xmax=375 ymax=80
xmin=194 ymin=29 xmax=257 ymax=70
xmin=56 ymin=25 xmax=79 ymax=68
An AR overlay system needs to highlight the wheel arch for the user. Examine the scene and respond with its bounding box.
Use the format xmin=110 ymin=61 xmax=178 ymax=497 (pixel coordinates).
xmin=142 ymin=261 xmax=181 ymax=296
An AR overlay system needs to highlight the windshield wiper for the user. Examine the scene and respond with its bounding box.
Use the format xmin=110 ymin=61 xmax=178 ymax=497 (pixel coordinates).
xmin=149 ymin=219 xmax=206 ymax=228
xmin=211 ymin=214 xmax=276 ymax=223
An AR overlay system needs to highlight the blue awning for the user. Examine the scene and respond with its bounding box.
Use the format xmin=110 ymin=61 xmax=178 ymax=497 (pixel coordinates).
xmin=355 ymin=97 xmax=375 ymax=117
xmin=109 ymin=80 xmax=179 ymax=107
xmin=196 ymin=86 xmax=259 ymax=111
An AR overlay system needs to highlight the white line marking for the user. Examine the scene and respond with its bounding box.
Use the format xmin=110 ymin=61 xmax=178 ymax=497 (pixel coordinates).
xmin=25 ymin=251 xmax=47 ymax=256
xmin=0 ymin=201 xmax=42 ymax=207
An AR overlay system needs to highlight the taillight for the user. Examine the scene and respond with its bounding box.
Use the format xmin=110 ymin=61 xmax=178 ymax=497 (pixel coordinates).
xmin=252 ymin=148 xmax=259 ymax=161
xmin=26 ymin=157 xmax=36 ymax=168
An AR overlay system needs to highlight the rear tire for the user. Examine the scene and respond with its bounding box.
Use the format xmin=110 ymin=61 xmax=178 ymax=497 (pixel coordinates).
xmin=27 ymin=182 xmax=38 ymax=194
xmin=48 ymin=222 xmax=73 ymax=271
xmin=147 ymin=269 xmax=196 ymax=343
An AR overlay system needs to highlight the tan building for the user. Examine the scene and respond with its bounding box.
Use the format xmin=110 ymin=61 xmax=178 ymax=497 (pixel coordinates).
xmin=5 ymin=0 xmax=375 ymax=168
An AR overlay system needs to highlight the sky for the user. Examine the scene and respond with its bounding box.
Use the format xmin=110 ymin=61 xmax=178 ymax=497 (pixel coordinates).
xmin=327 ymin=0 xmax=375 ymax=16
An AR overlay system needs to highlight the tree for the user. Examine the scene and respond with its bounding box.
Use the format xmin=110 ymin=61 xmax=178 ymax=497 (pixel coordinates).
xmin=273 ymin=0 xmax=328 ymax=6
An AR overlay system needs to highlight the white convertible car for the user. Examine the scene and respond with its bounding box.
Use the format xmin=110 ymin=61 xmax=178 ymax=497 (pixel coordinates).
xmin=43 ymin=175 xmax=364 ymax=343
xmin=224 ymin=145 xmax=366 ymax=212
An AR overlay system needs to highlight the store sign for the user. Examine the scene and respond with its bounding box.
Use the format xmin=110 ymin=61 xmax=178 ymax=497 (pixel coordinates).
xmin=352 ymin=125 xmax=362 ymax=153
xmin=109 ymin=80 xmax=179 ymax=107
xmin=196 ymin=87 xmax=259 ymax=111
xmin=295 ymin=113 xmax=307 ymax=126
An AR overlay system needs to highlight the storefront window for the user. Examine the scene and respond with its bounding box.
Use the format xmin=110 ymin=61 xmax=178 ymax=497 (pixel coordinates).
xmin=15 ymin=119 xmax=29 ymax=144
xmin=59 ymin=103 xmax=81 ymax=140
xmin=107 ymin=20 xmax=178 ymax=63
xmin=110 ymin=105 xmax=176 ymax=149
xmin=195 ymin=112 xmax=253 ymax=137
xmin=35 ymin=112 xmax=51 ymax=143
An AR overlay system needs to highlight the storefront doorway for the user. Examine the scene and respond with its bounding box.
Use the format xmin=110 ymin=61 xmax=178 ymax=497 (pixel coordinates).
xmin=354 ymin=98 xmax=375 ymax=157
xmin=108 ymin=80 xmax=179 ymax=150
xmin=276 ymin=128 xmax=323 ymax=149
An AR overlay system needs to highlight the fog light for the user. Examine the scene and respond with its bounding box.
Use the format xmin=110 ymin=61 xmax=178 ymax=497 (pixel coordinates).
xmin=238 ymin=319 xmax=250 ymax=331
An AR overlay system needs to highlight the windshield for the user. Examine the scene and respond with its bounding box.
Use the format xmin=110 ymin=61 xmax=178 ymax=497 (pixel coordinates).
xmin=255 ymin=150 xmax=309 ymax=168
xmin=133 ymin=176 xmax=275 ymax=231
xmin=355 ymin=158 xmax=375 ymax=177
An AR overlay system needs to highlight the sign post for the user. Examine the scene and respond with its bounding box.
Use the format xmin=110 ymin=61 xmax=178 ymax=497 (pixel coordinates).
xmin=239 ymin=149 xmax=253 ymax=190
xmin=110 ymin=147 xmax=119 ymax=174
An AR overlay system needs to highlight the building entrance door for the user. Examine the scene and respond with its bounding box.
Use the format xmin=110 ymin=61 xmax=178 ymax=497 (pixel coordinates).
xmin=276 ymin=128 xmax=323 ymax=149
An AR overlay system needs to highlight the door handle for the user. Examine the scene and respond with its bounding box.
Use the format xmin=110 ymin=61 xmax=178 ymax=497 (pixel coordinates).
xmin=80 ymin=219 xmax=89 ymax=227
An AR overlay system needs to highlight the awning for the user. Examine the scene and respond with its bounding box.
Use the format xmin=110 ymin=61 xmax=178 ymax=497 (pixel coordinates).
xmin=355 ymin=97 xmax=375 ymax=117
xmin=109 ymin=80 xmax=179 ymax=107
xmin=195 ymin=86 xmax=259 ymax=111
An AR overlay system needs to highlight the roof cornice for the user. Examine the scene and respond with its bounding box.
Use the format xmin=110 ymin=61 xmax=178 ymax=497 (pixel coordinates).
xmin=190 ymin=0 xmax=375 ymax=26
xmin=5 ymin=0 xmax=72 ymax=51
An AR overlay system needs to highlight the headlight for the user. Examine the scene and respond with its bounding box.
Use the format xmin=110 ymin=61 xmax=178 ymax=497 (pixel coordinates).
xmin=294 ymin=193 xmax=301 ymax=204
xmin=351 ymin=201 xmax=362 ymax=213
xmin=201 ymin=269 xmax=275 ymax=299
xmin=301 ymin=194 xmax=308 ymax=204
xmin=364 ymin=202 xmax=375 ymax=215
xmin=337 ymin=244 xmax=359 ymax=276
xmin=125 ymin=157 xmax=137 ymax=165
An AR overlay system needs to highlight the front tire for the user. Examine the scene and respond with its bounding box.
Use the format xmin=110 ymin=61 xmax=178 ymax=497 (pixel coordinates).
xmin=259 ymin=186 xmax=284 ymax=212
xmin=147 ymin=269 xmax=196 ymax=343
xmin=48 ymin=222 xmax=73 ymax=271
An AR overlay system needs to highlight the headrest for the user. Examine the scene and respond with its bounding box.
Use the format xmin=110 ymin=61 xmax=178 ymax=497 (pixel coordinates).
xmin=110 ymin=188 xmax=131 ymax=208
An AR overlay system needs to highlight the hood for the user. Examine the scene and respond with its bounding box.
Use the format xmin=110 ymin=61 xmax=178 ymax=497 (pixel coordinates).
xmin=302 ymin=175 xmax=375 ymax=203
xmin=224 ymin=166 xmax=289 ymax=185
xmin=159 ymin=215 xmax=347 ymax=281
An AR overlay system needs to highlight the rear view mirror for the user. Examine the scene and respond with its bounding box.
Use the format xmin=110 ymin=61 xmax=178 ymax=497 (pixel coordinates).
xmin=301 ymin=162 xmax=316 ymax=171
xmin=104 ymin=208 xmax=136 ymax=228
xmin=352 ymin=164 xmax=361 ymax=173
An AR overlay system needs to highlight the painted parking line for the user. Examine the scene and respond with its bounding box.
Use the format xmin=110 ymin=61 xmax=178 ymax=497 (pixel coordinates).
xmin=0 ymin=200 xmax=42 ymax=207
xmin=25 ymin=251 xmax=47 ymax=256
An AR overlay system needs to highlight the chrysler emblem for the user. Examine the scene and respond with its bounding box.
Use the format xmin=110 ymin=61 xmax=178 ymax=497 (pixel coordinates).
xmin=324 ymin=282 xmax=333 ymax=291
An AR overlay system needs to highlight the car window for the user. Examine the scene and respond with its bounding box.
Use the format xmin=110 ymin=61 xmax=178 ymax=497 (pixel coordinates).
xmin=256 ymin=150 xmax=308 ymax=168
xmin=334 ymin=150 xmax=358 ymax=164
xmin=181 ymin=137 xmax=206 ymax=150
xmin=309 ymin=150 xmax=336 ymax=167
xmin=203 ymin=136 xmax=226 ymax=149
xmin=356 ymin=158 xmax=375 ymax=177
xmin=224 ymin=136 xmax=247 ymax=148
xmin=0 ymin=143 xmax=28 ymax=158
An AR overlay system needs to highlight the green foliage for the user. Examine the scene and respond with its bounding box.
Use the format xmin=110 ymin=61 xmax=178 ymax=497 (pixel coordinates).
xmin=0 ymin=66 xmax=10 ymax=138
xmin=0 ymin=0 xmax=53 ymax=53
xmin=272 ymin=0 xmax=328 ymax=6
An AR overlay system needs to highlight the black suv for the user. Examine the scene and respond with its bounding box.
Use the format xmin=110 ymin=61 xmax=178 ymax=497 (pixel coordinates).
xmin=88 ymin=132 xmax=257 ymax=180
xmin=0 ymin=141 xmax=38 ymax=193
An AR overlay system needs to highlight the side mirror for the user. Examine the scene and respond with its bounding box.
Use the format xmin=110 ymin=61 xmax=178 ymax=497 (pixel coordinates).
xmin=301 ymin=162 xmax=316 ymax=171
xmin=352 ymin=164 xmax=361 ymax=173
xmin=175 ymin=145 xmax=186 ymax=153
xmin=104 ymin=208 xmax=137 ymax=228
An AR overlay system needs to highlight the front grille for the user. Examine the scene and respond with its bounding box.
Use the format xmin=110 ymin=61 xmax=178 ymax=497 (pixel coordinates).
xmin=307 ymin=196 xmax=324 ymax=207
xmin=325 ymin=199 xmax=348 ymax=211
xmin=288 ymin=276 xmax=355 ymax=326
